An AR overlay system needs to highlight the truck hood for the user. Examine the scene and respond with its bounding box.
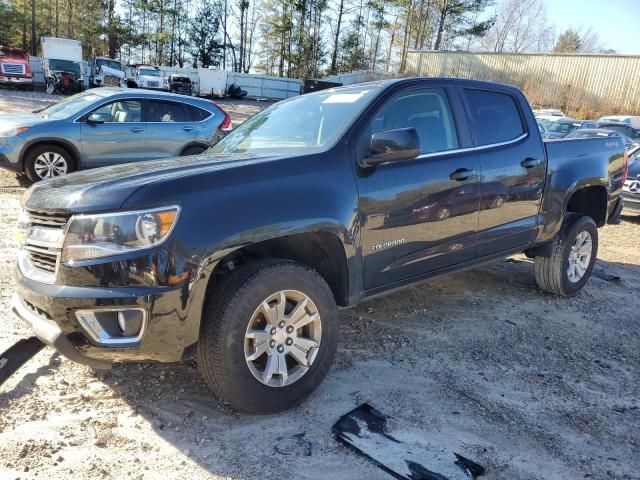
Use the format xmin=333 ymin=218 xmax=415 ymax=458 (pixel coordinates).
xmin=99 ymin=65 xmax=125 ymax=78
xmin=21 ymin=152 xmax=280 ymax=212
xmin=0 ymin=112 xmax=51 ymax=127
xmin=139 ymin=75 xmax=163 ymax=82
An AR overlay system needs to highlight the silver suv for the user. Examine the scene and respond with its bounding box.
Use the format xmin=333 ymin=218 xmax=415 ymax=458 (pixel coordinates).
xmin=0 ymin=87 xmax=232 ymax=181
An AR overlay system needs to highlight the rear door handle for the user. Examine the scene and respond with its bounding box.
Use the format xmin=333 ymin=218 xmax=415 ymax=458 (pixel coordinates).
xmin=182 ymin=126 xmax=195 ymax=132
xmin=521 ymin=158 xmax=541 ymax=168
xmin=130 ymin=127 xmax=144 ymax=133
xmin=450 ymin=168 xmax=476 ymax=181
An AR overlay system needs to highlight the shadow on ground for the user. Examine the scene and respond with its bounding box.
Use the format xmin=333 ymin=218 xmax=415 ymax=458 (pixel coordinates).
xmin=90 ymin=255 xmax=640 ymax=479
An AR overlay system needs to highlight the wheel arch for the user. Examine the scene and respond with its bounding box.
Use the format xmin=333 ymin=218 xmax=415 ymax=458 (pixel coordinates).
xmin=564 ymin=183 xmax=608 ymax=227
xmin=180 ymin=142 xmax=209 ymax=156
xmin=203 ymin=230 xmax=351 ymax=309
xmin=20 ymin=138 xmax=82 ymax=172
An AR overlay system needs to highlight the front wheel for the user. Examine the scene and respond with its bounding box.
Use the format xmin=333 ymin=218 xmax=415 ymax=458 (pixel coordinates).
xmin=24 ymin=145 xmax=76 ymax=182
xmin=534 ymin=214 xmax=598 ymax=296
xmin=196 ymin=259 xmax=338 ymax=413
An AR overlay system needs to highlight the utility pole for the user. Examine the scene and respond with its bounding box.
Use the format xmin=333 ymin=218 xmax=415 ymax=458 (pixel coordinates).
xmin=31 ymin=0 xmax=36 ymax=55
xmin=223 ymin=0 xmax=227 ymax=69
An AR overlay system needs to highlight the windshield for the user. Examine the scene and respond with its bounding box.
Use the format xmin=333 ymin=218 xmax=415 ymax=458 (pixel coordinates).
xmin=49 ymin=59 xmax=81 ymax=74
xmin=0 ymin=48 xmax=27 ymax=60
xmin=36 ymin=90 xmax=109 ymax=119
xmin=210 ymin=86 xmax=378 ymax=154
xmin=139 ymin=68 xmax=159 ymax=77
xmin=97 ymin=58 xmax=122 ymax=71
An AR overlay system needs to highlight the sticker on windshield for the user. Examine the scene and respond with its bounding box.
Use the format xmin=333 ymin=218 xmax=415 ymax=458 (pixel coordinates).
xmin=322 ymin=92 xmax=369 ymax=104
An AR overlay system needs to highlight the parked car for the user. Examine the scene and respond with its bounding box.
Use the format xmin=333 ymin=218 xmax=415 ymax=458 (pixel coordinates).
xmin=0 ymin=87 xmax=232 ymax=181
xmin=598 ymin=115 xmax=640 ymax=130
xmin=168 ymin=74 xmax=193 ymax=95
xmin=0 ymin=45 xmax=33 ymax=89
xmin=596 ymin=122 xmax=640 ymax=140
xmin=565 ymin=128 xmax=636 ymax=150
xmin=541 ymin=118 xmax=597 ymax=139
xmin=126 ymin=65 xmax=168 ymax=91
xmin=533 ymin=108 xmax=565 ymax=117
xmin=622 ymin=145 xmax=640 ymax=213
xmin=12 ymin=78 xmax=626 ymax=414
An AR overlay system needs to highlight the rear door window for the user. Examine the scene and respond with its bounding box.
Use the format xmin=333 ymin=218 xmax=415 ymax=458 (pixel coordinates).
xmin=184 ymin=104 xmax=212 ymax=121
xmin=464 ymin=89 xmax=524 ymax=146
xmin=145 ymin=100 xmax=187 ymax=122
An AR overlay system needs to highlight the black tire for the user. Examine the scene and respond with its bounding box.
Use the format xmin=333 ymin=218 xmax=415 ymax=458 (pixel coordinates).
xmin=24 ymin=144 xmax=76 ymax=182
xmin=182 ymin=146 xmax=206 ymax=156
xmin=196 ymin=259 xmax=338 ymax=414
xmin=534 ymin=214 xmax=598 ymax=296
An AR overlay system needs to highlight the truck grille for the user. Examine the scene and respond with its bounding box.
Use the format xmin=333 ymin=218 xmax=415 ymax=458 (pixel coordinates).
xmin=1 ymin=63 xmax=26 ymax=75
xmin=20 ymin=209 xmax=71 ymax=282
xmin=27 ymin=209 xmax=70 ymax=229
xmin=147 ymin=81 xmax=159 ymax=88
xmin=26 ymin=248 xmax=58 ymax=273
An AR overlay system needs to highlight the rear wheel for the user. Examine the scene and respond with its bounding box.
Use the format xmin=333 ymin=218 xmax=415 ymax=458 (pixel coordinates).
xmin=24 ymin=145 xmax=76 ymax=182
xmin=196 ymin=259 xmax=338 ymax=413
xmin=534 ymin=214 xmax=598 ymax=296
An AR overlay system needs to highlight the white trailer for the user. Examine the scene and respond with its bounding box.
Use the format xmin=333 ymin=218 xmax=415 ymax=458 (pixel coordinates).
xmin=198 ymin=68 xmax=227 ymax=97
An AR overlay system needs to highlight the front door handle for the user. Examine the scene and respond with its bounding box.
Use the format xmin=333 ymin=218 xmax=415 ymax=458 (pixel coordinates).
xmin=521 ymin=158 xmax=541 ymax=168
xmin=450 ymin=168 xmax=476 ymax=181
xmin=130 ymin=127 xmax=144 ymax=133
xmin=182 ymin=126 xmax=195 ymax=132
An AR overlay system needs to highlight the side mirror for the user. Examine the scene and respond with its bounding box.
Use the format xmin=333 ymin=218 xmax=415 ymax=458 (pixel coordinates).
xmin=361 ymin=127 xmax=422 ymax=167
xmin=86 ymin=113 xmax=105 ymax=125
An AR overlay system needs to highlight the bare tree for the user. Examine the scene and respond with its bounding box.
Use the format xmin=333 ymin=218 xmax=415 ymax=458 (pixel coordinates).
xmin=479 ymin=0 xmax=554 ymax=53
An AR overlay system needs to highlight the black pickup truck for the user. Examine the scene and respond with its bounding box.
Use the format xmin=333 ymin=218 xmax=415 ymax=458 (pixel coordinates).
xmin=13 ymin=78 xmax=627 ymax=413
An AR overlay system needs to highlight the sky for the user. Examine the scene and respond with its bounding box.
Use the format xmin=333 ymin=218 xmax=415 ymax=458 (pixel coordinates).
xmin=544 ymin=0 xmax=640 ymax=54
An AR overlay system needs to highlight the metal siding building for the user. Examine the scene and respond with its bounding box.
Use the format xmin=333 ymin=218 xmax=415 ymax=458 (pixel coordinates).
xmin=405 ymin=50 xmax=640 ymax=114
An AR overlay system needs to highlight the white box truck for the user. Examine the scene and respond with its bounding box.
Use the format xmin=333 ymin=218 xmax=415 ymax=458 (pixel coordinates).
xmin=41 ymin=37 xmax=84 ymax=95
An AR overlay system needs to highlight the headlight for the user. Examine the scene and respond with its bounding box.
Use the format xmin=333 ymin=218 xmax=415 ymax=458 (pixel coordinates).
xmin=0 ymin=126 xmax=29 ymax=137
xmin=62 ymin=206 xmax=180 ymax=262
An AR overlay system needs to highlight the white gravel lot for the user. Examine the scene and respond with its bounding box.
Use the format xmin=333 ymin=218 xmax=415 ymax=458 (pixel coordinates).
xmin=0 ymin=90 xmax=638 ymax=480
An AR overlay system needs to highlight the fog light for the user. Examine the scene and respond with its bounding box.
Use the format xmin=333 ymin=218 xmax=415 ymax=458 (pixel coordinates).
xmin=117 ymin=310 xmax=143 ymax=336
xmin=75 ymin=308 xmax=146 ymax=346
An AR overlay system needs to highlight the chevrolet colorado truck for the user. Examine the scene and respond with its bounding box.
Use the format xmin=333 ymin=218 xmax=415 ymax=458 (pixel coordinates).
xmin=13 ymin=78 xmax=627 ymax=413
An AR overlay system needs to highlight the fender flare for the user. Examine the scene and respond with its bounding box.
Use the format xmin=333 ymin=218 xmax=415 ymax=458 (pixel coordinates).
xmin=19 ymin=137 xmax=84 ymax=171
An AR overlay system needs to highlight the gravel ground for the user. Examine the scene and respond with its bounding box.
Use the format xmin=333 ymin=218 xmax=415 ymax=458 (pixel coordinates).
xmin=0 ymin=91 xmax=639 ymax=480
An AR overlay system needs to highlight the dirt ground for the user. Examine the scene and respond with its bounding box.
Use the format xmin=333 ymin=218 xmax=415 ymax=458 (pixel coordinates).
xmin=0 ymin=91 xmax=639 ymax=480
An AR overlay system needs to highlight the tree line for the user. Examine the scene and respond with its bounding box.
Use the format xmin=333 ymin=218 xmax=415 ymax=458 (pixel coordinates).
xmin=0 ymin=0 xmax=611 ymax=78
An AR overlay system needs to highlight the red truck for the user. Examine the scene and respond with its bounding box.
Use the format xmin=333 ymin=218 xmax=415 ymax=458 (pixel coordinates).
xmin=0 ymin=46 xmax=33 ymax=88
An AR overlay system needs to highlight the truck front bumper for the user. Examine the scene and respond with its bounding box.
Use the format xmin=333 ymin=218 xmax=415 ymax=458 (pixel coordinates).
xmin=13 ymin=257 xmax=203 ymax=367
xmin=12 ymin=294 xmax=111 ymax=369
xmin=0 ymin=76 xmax=33 ymax=85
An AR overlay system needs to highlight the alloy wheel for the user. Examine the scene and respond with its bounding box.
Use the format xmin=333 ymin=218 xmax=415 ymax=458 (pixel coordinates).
xmin=567 ymin=230 xmax=592 ymax=283
xmin=34 ymin=152 xmax=68 ymax=179
xmin=244 ymin=290 xmax=322 ymax=387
